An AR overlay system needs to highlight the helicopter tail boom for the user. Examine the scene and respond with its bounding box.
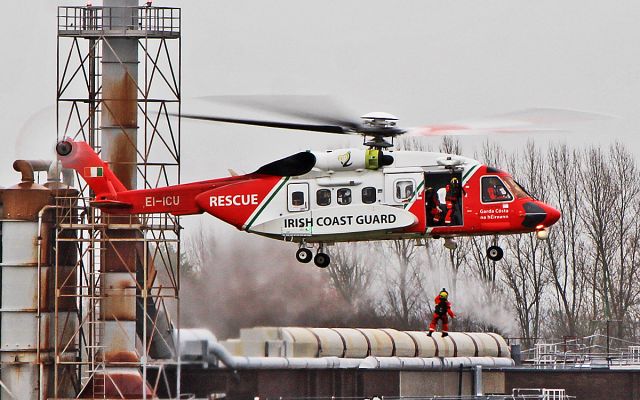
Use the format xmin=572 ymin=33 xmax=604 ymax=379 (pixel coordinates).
xmin=56 ymin=138 xmax=255 ymax=216
xmin=56 ymin=139 xmax=128 ymax=202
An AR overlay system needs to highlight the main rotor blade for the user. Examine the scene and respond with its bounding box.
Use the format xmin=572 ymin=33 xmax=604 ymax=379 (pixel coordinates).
xmin=199 ymin=95 xmax=363 ymax=131
xmin=407 ymin=107 xmax=614 ymax=136
xmin=174 ymin=112 xmax=350 ymax=134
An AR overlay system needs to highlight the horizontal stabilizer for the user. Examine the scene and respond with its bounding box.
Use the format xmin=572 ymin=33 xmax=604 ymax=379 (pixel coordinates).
xmin=90 ymin=200 xmax=133 ymax=210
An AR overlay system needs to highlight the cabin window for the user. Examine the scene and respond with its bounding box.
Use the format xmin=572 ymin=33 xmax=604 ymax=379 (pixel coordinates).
xmin=362 ymin=187 xmax=376 ymax=204
xmin=291 ymin=191 xmax=305 ymax=206
xmin=287 ymin=183 xmax=309 ymax=212
xmin=481 ymin=176 xmax=513 ymax=203
xmin=316 ymin=189 xmax=331 ymax=206
xmin=394 ymin=180 xmax=415 ymax=202
xmin=337 ymin=188 xmax=352 ymax=205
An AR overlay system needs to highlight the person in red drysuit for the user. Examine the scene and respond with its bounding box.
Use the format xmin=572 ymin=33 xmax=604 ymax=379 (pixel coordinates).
xmin=427 ymin=288 xmax=455 ymax=337
xmin=443 ymin=177 xmax=463 ymax=225
xmin=486 ymin=177 xmax=510 ymax=201
xmin=425 ymin=187 xmax=442 ymax=225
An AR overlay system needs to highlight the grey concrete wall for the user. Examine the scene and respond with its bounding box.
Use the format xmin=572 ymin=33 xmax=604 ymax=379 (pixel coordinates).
xmin=505 ymin=369 xmax=640 ymax=400
xmin=400 ymin=371 xmax=472 ymax=396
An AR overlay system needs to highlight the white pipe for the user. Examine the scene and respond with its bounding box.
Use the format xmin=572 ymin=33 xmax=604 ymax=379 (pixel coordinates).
xmin=36 ymin=204 xmax=58 ymax=400
xmin=47 ymin=160 xmax=75 ymax=187
xmin=474 ymin=365 xmax=483 ymax=396
xmin=210 ymin=342 xmax=346 ymax=369
xmin=210 ymin=342 xmax=514 ymax=370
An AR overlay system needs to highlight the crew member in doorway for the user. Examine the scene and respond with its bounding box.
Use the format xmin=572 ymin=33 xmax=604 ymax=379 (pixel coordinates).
xmin=427 ymin=288 xmax=455 ymax=337
xmin=444 ymin=177 xmax=464 ymax=225
xmin=425 ymin=187 xmax=442 ymax=225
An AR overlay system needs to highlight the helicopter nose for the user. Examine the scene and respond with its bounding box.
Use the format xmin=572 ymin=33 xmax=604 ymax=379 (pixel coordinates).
xmin=542 ymin=204 xmax=561 ymax=226
xmin=521 ymin=201 xmax=561 ymax=229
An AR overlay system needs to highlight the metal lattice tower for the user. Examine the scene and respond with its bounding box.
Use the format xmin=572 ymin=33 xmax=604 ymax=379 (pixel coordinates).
xmin=56 ymin=3 xmax=181 ymax=398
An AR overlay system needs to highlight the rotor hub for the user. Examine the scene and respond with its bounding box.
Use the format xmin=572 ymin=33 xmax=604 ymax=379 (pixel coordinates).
xmin=360 ymin=112 xmax=399 ymax=129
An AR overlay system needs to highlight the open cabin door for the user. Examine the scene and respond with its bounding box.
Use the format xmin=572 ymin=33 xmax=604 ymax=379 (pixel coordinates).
xmin=424 ymin=170 xmax=464 ymax=227
xmin=384 ymin=171 xmax=426 ymax=234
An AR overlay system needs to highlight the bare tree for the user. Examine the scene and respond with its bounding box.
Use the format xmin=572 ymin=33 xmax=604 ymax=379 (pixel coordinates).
xmin=439 ymin=136 xmax=462 ymax=155
xmin=326 ymin=242 xmax=374 ymax=310
xmin=379 ymin=240 xmax=428 ymax=329
xmin=184 ymin=221 xmax=216 ymax=274
xmin=544 ymin=144 xmax=590 ymax=337
xmin=397 ymin=137 xmax=433 ymax=151
xmin=499 ymin=142 xmax=550 ymax=345
xmin=580 ymin=147 xmax=619 ymax=325
xmin=580 ymin=144 xmax=640 ymax=338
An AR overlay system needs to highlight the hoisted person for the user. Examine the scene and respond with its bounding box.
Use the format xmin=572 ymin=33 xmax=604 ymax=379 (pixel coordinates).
xmin=427 ymin=288 xmax=456 ymax=337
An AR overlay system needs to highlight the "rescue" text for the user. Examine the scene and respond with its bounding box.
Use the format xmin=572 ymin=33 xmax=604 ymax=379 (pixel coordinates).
xmin=210 ymin=194 xmax=259 ymax=207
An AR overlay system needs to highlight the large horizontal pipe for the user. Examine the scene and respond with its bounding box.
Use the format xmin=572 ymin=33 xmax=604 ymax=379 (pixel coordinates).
xmin=12 ymin=159 xmax=74 ymax=186
xmin=359 ymin=356 xmax=515 ymax=369
xmin=209 ymin=342 xmax=514 ymax=370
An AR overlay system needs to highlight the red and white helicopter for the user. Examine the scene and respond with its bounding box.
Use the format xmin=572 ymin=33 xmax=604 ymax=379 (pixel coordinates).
xmin=56 ymin=102 xmax=579 ymax=268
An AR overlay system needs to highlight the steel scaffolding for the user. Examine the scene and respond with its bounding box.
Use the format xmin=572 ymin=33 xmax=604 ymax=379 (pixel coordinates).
xmin=56 ymin=5 xmax=181 ymax=398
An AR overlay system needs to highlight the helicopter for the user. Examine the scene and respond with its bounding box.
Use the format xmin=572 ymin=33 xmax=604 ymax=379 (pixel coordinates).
xmin=56 ymin=101 xmax=579 ymax=268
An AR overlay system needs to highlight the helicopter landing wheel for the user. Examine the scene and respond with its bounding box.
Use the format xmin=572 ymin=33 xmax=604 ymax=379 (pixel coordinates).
xmin=314 ymin=252 xmax=331 ymax=268
xmin=487 ymin=245 xmax=504 ymax=262
xmin=296 ymin=248 xmax=313 ymax=263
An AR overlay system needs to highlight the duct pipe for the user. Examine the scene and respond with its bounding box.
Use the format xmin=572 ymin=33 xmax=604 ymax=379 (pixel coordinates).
xmin=12 ymin=160 xmax=74 ymax=188
xmin=209 ymin=342 xmax=514 ymax=370
xmin=13 ymin=160 xmax=52 ymax=183
xmin=47 ymin=161 xmax=74 ymax=188
xmin=36 ymin=205 xmax=56 ymax=400
xmin=474 ymin=365 xmax=483 ymax=396
xmin=357 ymin=356 xmax=513 ymax=370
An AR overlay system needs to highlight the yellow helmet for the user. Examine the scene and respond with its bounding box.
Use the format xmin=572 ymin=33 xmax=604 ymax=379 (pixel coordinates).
xmin=439 ymin=288 xmax=448 ymax=299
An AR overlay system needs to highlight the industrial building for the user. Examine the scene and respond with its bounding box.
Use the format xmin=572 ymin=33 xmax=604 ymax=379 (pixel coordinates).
xmin=1 ymin=1 xmax=640 ymax=399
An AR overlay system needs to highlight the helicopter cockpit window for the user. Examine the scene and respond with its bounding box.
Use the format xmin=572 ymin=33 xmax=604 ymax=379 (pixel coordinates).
xmin=337 ymin=188 xmax=352 ymax=205
xmin=362 ymin=187 xmax=376 ymax=204
xmin=395 ymin=180 xmax=415 ymax=202
xmin=316 ymin=189 xmax=331 ymax=206
xmin=503 ymin=176 xmax=529 ymax=199
xmin=481 ymin=176 xmax=513 ymax=203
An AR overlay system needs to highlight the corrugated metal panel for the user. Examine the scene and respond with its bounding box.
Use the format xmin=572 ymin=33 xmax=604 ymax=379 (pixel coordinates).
xmin=281 ymin=327 xmax=320 ymax=357
xmin=332 ymin=328 xmax=368 ymax=358
xmin=101 ymin=272 xmax=137 ymax=321
xmin=2 ymin=221 xmax=38 ymax=264
xmin=380 ymin=329 xmax=417 ymax=357
xmin=240 ymin=327 xmax=280 ymax=342
xmin=0 ymin=355 xmax=42 ymax=399
xmin=227 ymin=328 xmax=512 ymax=361
xmin=220 ymin=339 xmax=243 ymax=356
xmin=100 ymin=320 xmax=138 ymax=363
xmin=311 ymin=328 xmax=345 ymax=357
xmin=407 ymin=331 xmax=439 ymax=357
xmin=359 ymin=328 xmax=393 ymax=357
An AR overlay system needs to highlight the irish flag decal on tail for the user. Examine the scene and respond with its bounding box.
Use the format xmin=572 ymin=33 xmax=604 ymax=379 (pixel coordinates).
xmin=84 ymin=167 xmax=104 ymax=177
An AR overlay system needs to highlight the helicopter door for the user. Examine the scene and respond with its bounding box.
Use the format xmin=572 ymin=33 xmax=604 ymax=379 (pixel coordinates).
xmin=424 ymin=171 xmax=464 ymax=227
xmin=287 ymin=182 xmax=309 ymax=212
xmin=384 ymin=172 xmax=426 ymax=233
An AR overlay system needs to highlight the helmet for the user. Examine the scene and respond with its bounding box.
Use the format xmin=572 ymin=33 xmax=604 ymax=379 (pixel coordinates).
xmin=439 ymin=288 xmax=448 ymax=299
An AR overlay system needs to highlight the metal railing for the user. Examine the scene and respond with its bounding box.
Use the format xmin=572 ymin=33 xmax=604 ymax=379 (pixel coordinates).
xmin=58 ymin=6 xmax=180 ymax=34
xmin=521 ymin=334 xmax=640 ymax=368
xmin=256 ymin=394 xmax=575 ymax=400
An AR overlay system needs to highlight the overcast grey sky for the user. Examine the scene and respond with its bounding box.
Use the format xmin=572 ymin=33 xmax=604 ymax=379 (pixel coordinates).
xmin=1 ymin=1 xmax=638 ymax=236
